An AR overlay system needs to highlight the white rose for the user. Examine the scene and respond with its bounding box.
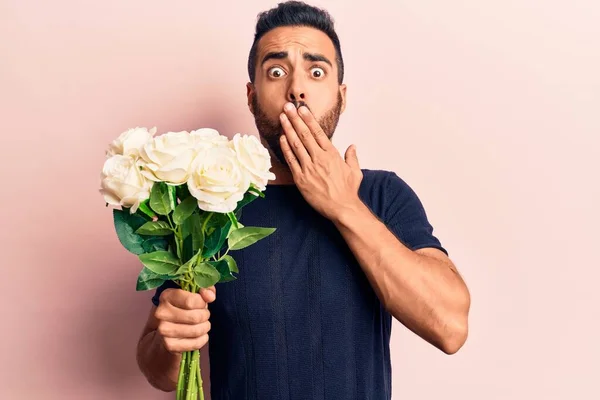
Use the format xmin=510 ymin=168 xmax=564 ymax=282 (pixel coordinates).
xmin=190 ymin=128 xmax=229 ymax=150
xmin=99 ymin=155 xmax=153 ymax=213
xmin=106 ymin=127 xmax=156 ymax=158
xmin=187 ymin=146 xmax=250 ymax=213
xmin=139 ymin=131 xmax=196 ymax=185
xmin=230 ymin=133 xmax=276 ymax=191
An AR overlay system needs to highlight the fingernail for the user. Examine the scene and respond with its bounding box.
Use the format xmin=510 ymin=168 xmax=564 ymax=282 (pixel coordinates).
xmin=299 ymin=106 xmax=309 ymax=115
xmin=284 ymin=103 xmax=295 ymax=111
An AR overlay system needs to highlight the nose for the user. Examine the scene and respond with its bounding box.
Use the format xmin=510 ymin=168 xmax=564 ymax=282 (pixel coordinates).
xmin=288 ymin=91 xmax=305 ymax=103
xmin=287 ymin=74 xmax=306 ymax=105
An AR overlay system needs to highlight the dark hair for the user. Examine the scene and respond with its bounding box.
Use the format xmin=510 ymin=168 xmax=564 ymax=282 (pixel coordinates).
xmin=247 ymin=1 xmax=344 ymax=85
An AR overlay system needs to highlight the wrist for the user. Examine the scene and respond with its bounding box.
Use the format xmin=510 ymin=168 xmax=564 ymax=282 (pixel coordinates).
xmin=331 ymin=196 xmax=370 ymax=228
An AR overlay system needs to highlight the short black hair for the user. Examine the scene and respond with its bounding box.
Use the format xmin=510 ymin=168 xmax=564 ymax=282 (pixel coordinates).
xmin=247 ymin=1 xmax=344 ymax=85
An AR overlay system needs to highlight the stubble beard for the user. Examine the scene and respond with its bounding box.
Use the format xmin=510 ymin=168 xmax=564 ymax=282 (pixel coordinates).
xmin=251 ymin=92 xmax=343 ymax=166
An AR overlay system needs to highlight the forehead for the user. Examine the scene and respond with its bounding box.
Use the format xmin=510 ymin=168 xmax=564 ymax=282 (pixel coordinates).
xmin=256 ymin=26 xmax=337 ymax=61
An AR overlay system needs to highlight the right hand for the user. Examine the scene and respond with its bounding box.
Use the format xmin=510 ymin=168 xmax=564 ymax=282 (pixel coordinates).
xmin=154 ymin=286 xmax=216 ymax=354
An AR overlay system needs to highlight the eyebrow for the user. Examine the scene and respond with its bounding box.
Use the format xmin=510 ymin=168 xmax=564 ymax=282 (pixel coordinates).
xmin=261 ymin=51 xmax=333 ymax=67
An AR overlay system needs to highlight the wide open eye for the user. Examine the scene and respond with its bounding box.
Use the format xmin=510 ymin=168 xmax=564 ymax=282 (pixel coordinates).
xmin=310 ymin=67 xmax=325 ymax=78
xmin=268 ymin=67 xmax=287 ymax=78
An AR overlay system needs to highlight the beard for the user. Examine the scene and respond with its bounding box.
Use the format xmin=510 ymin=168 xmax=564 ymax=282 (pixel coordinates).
xmin=251 ymin=92 xmax=343 ymax=166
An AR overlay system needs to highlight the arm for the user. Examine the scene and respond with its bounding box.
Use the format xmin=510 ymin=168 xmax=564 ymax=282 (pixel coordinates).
xmin=331 ymin=200 xmax=470 ymax=354
xmin=136 ymin=286 xmax=216 ymax=391
xmin=136 ymin=306 xmax=182 ymax=392
xmin=277 ymin=102 xmax=470 ymax=355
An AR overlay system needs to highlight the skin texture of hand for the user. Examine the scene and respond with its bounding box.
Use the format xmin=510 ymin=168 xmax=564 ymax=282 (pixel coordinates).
xmin=279 ymin=102 xmax=363 ymax=222
xmin=154 ymin=286 xmax=216 ymax=354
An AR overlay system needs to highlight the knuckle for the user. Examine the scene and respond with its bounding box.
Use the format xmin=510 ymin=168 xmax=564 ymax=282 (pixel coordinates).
xmin=161 ymin=288 xmax=174 ymax=300
xmin=163 ymin=338 xmax=176 ymax=353
xmin=292 ymin=140 xmax=303 ymax=149
xmin=196 ymin=335 xmax=209 ymax=349
xmin=184 ymin=294 xmax=196 ymax=309
xmin=154 ymin=306 xmax=167 ymax=321
xmin=285 ymin=152 xmax=296 ymax=163
xmin=199 ymin=309 xmax=210 ymax=322
xmin=202 ymin=320 xmax=212 ymax=335
xmin=157 ymin=322 xmax=169 ymax=336
xmin=193 ymin=321 xmax=210 ymax=337
xmin=189 ymin=311 xmax=203 ymax=324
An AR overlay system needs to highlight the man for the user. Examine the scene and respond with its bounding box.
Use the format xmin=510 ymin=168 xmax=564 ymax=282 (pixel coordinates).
xmin=136 ymin=1 xmax=471 ymax=399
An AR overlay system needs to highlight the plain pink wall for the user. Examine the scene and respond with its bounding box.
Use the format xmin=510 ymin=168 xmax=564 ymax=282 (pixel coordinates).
xmin=2 ymin=0 xmax=599 ymax=399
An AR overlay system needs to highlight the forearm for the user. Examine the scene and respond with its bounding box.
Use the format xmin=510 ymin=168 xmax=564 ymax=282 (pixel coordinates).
xmin=332 ymin=201 xmax=470 ymax=354
xmin=136 ymin=330 xmax=182 ymax=392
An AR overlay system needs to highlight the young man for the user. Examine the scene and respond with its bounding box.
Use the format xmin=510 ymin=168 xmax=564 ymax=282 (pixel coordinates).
xmin=136 ymin=2 xmax=471 ymax=399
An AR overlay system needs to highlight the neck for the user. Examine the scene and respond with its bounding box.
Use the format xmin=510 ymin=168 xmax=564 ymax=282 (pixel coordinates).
xmin=259 ymin=135 xmax=296 ymax=186
xmin=268 ymin=154 xmax=296 ymax=186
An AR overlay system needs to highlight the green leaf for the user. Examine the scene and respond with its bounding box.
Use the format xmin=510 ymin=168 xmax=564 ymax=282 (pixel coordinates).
xmin=135 ymin=266 xmax=180 ymax=291
xmin=142 ymin=237 xmax=169 ymax=253
xmin=182 ymin=235 xmax=195 ymax=264
xmin=176 ymin=184 xmax=191 ymax=201
xmin=182 ymin=213 xmax=195 ymax=239
xmin=203 ymin=221 xmax=231 ymax=258
xmin=221 ymin=254 xmax=239 ymax=273
xmin=176 ymin=254 xmax=197 ymax=275
xmin=138 ymin=200 xmax=157 ymax=219
xmin=136 ymin=267 xmax=166 ymax=291
xmin=192 ymin=218 xmax=205 ymax=253
xmin=113 ymin=209 xmax=147 ymax=255
xmin=209 ymin=260 xmax=236 ymax=283
xmin=150 ymin=182 xmax=172 ymax=216
xmin=228 ymin=227 xmax=276 ymax=251
xmin=135 ymin=220 xmax=173 ymax=236
xmin=173 ymin=196 xmax=198 ymax=225
xmin=193 ymin=262 xmax=221 ymax=288
xmin=204 ymin=212 xmax=229 ymax=228
xmin=139 ymin=251 xmax=180 ymax=275
xmin=234 ymin=191 xmax=259 ymax=213
xmin=225 ymin=219 xmax=244 ymax=239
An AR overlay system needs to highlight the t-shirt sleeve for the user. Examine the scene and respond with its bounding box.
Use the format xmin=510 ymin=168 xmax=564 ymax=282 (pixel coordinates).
xmin=151 ymin=279 xmax=180 ymax=307
xmin=382 ymin=171 xmax=448 ymax=255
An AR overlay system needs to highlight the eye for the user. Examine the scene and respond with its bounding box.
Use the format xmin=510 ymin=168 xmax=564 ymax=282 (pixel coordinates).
xmin=268 ymin=67 xmax=286 ymax=78
xmin=311 ymin=67 xmax=325 ymax=78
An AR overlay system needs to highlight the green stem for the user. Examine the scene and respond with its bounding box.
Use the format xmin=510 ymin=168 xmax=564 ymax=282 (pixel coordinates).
xmin=175 ymin=229 xmax=207 ymax=399
xmin=227 ymin=212 xmax=240 ymax=229
xmin=202 ymin=212 xmax=213 ymax=232
xmin=186 ymin=351 xmax=197 ymax=399
xmin=176 ymin=350 xmax=187 ymax=400
xmin=197 ymin=350 xmax=205 ymax=400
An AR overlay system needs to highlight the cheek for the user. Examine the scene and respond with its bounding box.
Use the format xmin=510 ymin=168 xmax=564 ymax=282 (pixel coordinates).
xmin=256 ymin=87 xmax=287 ymax=118
xmin=307 ymin=85 xmax=339 ymax=117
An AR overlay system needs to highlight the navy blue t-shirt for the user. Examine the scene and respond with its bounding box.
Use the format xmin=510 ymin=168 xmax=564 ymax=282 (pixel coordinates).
xmin=151 ymin=169 xmax=446 ymax=400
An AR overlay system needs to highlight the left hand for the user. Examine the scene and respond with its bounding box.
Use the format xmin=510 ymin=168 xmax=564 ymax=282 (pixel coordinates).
xmin=279 ymin=102 xmax=364 ymax=222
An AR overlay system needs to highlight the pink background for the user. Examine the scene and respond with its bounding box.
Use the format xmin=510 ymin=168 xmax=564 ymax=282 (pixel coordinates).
xmin=2 ymin=0 xmax=599 ymax=399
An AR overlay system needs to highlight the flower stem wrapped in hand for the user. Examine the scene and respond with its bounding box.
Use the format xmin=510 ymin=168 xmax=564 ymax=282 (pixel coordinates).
xmin=100 ymin=126 xmax=277 ymax=399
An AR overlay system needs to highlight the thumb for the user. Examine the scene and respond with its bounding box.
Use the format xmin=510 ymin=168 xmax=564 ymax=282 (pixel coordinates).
xmin=199 ymin=286 xmax=216 ymax=304
xmin=344 ymin=144 xmax=360 ymax=170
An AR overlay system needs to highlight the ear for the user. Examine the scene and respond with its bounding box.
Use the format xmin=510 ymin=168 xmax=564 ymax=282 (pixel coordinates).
xmin=246 ymin=82 xmax=255 ymax=115
xmin=339 ymin=84 xmax=347 ymax=114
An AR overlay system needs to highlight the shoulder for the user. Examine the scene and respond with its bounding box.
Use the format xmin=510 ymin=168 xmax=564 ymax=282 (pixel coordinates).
xmin=359 ymin=168 xmax=412 ymax=192
xmin=358 ymin=168 xmax=419 ymax=219
xmin=359 ymin=168 xmax=447 ymax=255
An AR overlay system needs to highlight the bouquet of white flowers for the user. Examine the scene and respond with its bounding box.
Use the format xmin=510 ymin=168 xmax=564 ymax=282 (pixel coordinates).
xmin=99 ymin=126 xmax=277 ymax=399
